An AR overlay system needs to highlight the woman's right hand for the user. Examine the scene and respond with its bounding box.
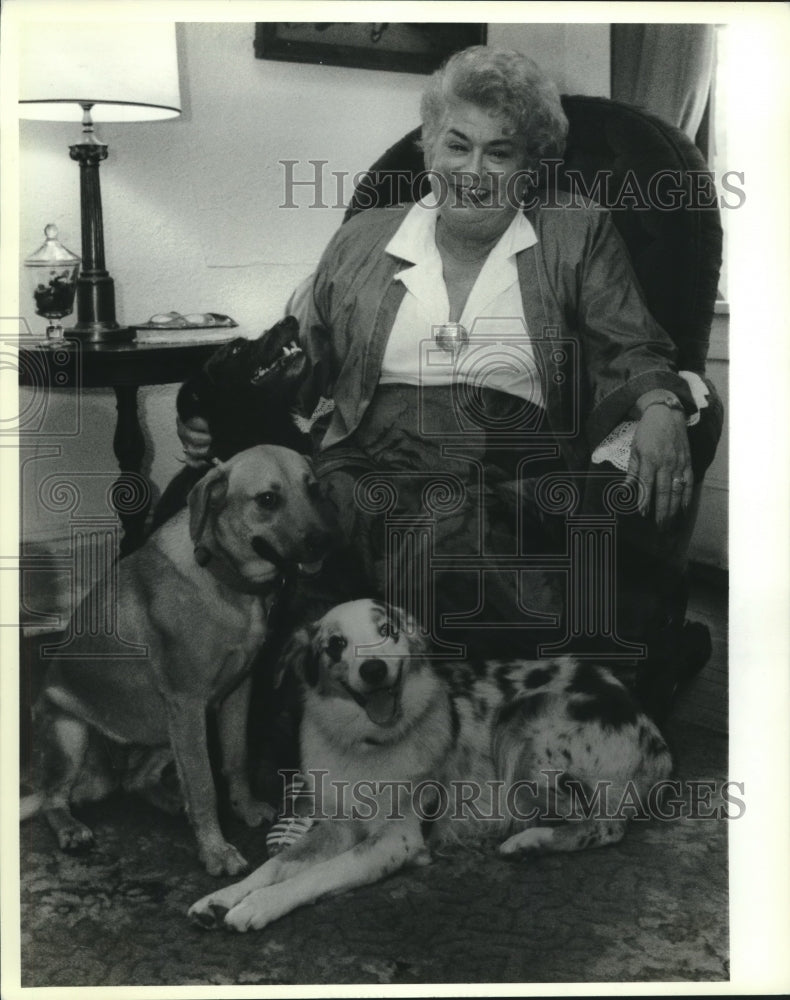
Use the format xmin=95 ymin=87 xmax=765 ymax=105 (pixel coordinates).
xmin=177 ymin=415 xmax=213 ymax=467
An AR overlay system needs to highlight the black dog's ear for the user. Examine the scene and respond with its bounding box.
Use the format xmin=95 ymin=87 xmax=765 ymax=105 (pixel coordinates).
xmin=188 ymin=462 xmax=229 ymax=561
xmin=275 ymin=626 xmax=319 ymax=689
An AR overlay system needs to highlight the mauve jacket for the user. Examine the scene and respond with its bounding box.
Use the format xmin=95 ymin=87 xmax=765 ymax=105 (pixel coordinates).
xmin=292 ymin=194 xmax=697 ymax=471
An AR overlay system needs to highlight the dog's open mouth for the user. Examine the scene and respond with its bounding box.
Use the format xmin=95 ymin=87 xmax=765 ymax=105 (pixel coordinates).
xmin=343 ymin=668 xmax=403 ymax=728
xmin=252 ymin=540 xmax=328 ymax=580
xmin=250 ymin=535 xmax=285 ymax=568
xmin=250 ymin=340 xmax=305 ymax=385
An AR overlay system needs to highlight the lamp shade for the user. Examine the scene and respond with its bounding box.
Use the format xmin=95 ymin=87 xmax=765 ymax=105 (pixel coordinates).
xmin=19 ymin=21 xmax=181 ymax=122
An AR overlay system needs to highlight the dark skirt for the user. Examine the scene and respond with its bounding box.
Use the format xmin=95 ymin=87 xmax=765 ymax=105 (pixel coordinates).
xmin=314 ymin=385 xmax=567 ymax=657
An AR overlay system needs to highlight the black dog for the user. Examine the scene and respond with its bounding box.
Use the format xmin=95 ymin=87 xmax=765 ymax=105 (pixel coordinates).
xmin=151 ymin=315 xmax=312 ymax=532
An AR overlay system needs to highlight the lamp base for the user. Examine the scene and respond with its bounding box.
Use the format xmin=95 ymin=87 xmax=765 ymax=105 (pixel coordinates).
xmin=68 ymin=269 xmax=134 ymax=342
xmin=66 ymin=137 xmax=134 ymax=344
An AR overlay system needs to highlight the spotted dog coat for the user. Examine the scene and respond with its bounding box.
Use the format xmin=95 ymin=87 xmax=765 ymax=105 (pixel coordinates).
xmin=189 ymin=599 xmax=672 ymax=932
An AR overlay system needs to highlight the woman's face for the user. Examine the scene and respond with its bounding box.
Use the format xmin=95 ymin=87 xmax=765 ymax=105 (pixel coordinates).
xmin=427 ymin=100 xmax=528 ymax=235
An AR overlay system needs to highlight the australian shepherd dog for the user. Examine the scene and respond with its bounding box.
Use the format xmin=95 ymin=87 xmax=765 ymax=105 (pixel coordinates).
xmin=189 ymin=599 xmax=672 ymax=932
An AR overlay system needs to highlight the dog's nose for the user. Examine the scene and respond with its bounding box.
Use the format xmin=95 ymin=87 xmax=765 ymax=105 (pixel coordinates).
xmin=359 ymin=658 xmax=388 ymax=687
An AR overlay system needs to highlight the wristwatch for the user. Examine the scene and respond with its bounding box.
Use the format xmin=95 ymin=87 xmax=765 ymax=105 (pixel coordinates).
xmin=640 ymin=393 xmax=685 ymax=416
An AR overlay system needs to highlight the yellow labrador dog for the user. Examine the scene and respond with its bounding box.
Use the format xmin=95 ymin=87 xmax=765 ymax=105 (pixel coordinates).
xmin=21 ymin=445 xmax=334 ymax=876
xmin=189 ymin=599 xmax=673 ymax=931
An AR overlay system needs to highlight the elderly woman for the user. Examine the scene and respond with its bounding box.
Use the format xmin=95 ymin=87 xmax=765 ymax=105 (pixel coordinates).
xmin=179 ymin=47 xmax=717 ymax=696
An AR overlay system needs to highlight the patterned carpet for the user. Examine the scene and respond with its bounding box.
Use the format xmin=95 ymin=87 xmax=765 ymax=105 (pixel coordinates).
xmin=18 ymin=716 xmax=728 ymax=988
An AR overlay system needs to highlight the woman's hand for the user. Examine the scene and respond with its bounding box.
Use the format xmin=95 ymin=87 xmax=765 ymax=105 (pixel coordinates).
xmin=177 ymin=415 xmax=213 ymax=468
xmin=626 ymin=402 xmax=693 ymax=527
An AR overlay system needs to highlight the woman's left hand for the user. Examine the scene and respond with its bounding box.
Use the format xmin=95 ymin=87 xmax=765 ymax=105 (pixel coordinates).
xmin=626 ymin=405 xmax=693 ymax=527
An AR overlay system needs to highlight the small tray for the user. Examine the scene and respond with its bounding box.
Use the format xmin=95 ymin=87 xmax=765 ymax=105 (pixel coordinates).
xmin=134 ymin=311 xmax=238 ymax=331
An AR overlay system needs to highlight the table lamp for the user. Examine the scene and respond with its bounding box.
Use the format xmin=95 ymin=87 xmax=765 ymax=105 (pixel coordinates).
xmin=19 ymin=21 xmax=182 ymax=343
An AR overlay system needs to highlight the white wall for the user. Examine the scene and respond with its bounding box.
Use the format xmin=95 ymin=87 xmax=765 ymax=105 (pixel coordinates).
xmin=19 ymin=21 xmax=425 ymax=542
xmin=487 ymin=22 xmax=610 ymax=96
xmin=18 ymin=21 xmax=612 ymax=544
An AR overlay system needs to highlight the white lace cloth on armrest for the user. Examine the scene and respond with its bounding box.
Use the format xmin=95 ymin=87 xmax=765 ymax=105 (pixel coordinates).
xmin=591 ymin=371 xmax=709 ymax=473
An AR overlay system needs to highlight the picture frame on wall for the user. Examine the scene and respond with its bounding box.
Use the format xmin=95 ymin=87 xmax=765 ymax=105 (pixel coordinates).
xmin=254 ymin=22 xmax=487 ymax=74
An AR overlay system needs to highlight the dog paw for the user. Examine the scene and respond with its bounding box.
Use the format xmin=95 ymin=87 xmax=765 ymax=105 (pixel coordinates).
xmin=222 ymin=906 xmax=257 ymax=933
xmin=409 ymin=845 xmax=433 ymax=868
xmin=498 ymin=827 xmax=554 ymax=856
xmin=200 ymin=841 xmax=248 ymax=877
xmin=222 ymin=882 xmax=301 ymax=933
xmin=222 ymin=890 xmax=279 ymax=933
xmin=188 ymin=898 xmax=230 ymax=930
xmin=57 ymin=821 xmax=95 ymax=853
xmin=230 ymin=795 xmax=276 ymax=828
xmin=189 ymin=878 xmax=253 ymax=927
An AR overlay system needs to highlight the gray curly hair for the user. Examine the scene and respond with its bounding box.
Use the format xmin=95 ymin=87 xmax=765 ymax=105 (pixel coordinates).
xmin=420 ymin=46 xmax=568 ymax=171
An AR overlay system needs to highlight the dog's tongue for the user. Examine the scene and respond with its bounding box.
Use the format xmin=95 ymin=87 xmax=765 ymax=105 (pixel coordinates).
xmin=298 ymin=558 xmax=325 ymax=577
xmin=364 ymin=688 xmax=400 ymax=728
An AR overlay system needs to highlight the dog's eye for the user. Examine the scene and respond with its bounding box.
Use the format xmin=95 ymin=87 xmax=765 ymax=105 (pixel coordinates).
xmin=255 ymin=491 xmax=280 ymax=510
xmin=326 ymin=635 xmax=347 ymax=660
xmin=379 ymin=622 xmax=399 ymax=641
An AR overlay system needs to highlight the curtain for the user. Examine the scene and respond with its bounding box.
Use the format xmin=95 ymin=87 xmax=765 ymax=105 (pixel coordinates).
xmin=611 ymin=24 xmax=715 ymax=139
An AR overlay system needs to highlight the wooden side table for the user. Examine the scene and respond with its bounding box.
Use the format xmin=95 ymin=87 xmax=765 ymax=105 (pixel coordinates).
xmin=17 ymin=337 xmax=231 ymax=554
